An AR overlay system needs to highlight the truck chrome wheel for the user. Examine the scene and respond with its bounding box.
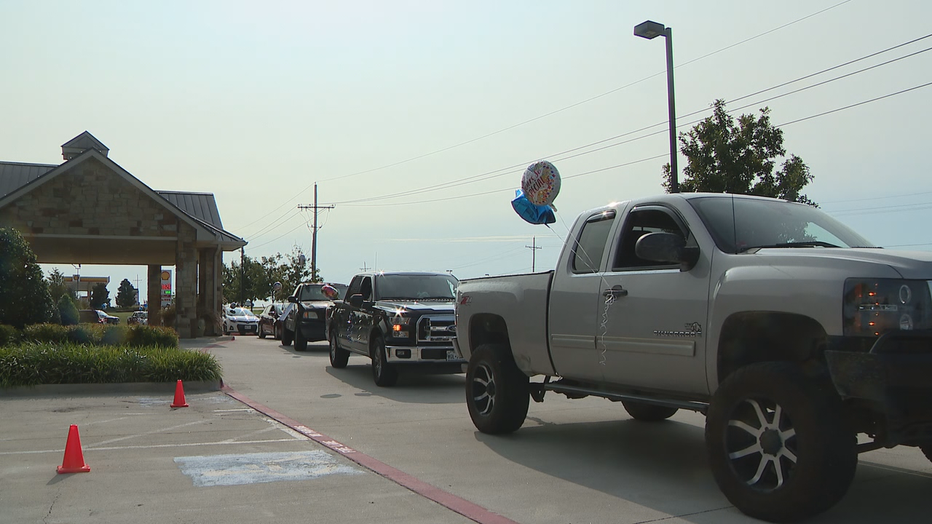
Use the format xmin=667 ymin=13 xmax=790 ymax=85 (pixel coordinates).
xmin=465 ymin=344 xmax=530 ymax=435
xmin=722 ymin=397 xmax=797 ymax=491
xmin=470 ymin=361 xmax=496 ymax=416
xmin=706 ymin=362 xmax=857 ymax=522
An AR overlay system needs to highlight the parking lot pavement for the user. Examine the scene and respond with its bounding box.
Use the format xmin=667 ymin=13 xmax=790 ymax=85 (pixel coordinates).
xmin=0 ymin=381 xmax=478 ymax=524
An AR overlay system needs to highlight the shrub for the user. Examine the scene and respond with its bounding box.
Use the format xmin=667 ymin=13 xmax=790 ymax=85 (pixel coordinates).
xmin=21 ymin=323 xmax=69 ymax=344
xmin=0 ymin=324 xmax=19 ymax=346
xmin=0 ymin=342 xmax=221 ymax=387
xmin=126 ymin=325 xmax=179 ymax=348
xmin=58 ymin=295 xmax=79 ymax=326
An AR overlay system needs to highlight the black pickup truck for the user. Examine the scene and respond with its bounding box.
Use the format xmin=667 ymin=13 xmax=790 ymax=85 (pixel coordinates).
xmin=282 ymin=282 xmax=347 ymax=351
xmin=327 ymin=271 xmax=465 ymax=386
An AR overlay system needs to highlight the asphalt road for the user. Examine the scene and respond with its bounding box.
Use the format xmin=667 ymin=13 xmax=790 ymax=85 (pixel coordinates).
xmin=2 ymin=335 xmax=930 ymax=523
xmin=207 ymin=335 xmax=932 ymax=523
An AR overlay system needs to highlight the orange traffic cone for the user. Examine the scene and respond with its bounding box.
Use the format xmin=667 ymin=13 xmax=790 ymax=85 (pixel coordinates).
xmin=171 ymin=379 xmax=189 ymax=408
xmin=57 ymin=424 xmax=91 ymax=473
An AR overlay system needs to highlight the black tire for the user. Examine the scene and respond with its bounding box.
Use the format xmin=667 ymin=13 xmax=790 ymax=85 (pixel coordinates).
xmin=622 ymin=400 xmax=678 ymax=422
xmin=258 ymin=325 xmax=267 ymax=339
xmin=705 ymin=362 xmax=857 ymax=523
xmin=294 ymin=325 xmax=308 ymax=351
xmin=371 ymin=336 xmax=397 ymax=387
xmin=330 ymin=330 xmax=349 ymax=369
xmin=466 ymin=344 xmax=530 ymax=435
xmin=282 ymin=327 xmax=293 ymax=346
xmin=274 ymin=324 xmax=282 ymax=340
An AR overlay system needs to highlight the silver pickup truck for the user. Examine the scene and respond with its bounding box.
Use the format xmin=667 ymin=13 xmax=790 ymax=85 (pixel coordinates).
xmin=453 ymin=192 xmax=932 ymax=522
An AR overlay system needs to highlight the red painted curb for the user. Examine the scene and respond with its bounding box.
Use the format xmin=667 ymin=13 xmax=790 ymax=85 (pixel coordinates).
xmin=220 ymin=384 xmax=518 ymax=524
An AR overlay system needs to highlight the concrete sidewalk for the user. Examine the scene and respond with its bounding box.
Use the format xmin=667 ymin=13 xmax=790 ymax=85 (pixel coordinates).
xmin=0 ymin=360 xmax=476 ymax=523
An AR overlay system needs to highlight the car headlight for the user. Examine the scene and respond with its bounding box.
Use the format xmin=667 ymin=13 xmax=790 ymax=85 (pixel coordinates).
xmin=843 ymin=279 xmax=932 ymax=337
xmin=390 ymin=316 xmax=412 ymax=338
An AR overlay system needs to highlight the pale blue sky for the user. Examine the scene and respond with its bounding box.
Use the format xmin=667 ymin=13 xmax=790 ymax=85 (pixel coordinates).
xmin=2 ymin=1 xmax=931 ymax=303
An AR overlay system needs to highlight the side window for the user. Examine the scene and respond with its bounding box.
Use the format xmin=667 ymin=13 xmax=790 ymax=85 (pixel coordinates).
xmin=613 ymin=207 xmax=687 ymax=270
xmin=572 ymin=212 xmax=615 ymax=274
xmin=346 ymin=276 xmax=363 ymax=297
xmin=359 ymin=277 xmax=373 ymax=300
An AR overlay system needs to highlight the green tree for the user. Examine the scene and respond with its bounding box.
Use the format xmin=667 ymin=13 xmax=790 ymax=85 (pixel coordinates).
xmin=0 ymin=228 xmax=53 ymax=328
xmin=58 ymin=294 xmax=79 ymax=325
xmin=222 ymin=246 xmax=315 ymax=305
xmin=663 ymin=99 xmax=816 ymax=206
xmin=46 ymin=268 xmax=75 ymax=303
xmin=90 ymin=282 xmax=110 ymax=310
xmin=116 ymin=278 xmax=138 ymax=307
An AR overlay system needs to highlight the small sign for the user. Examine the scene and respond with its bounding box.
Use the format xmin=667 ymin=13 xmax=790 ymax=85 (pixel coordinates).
xmin=160 ymin=270 xmax=172 ymax=308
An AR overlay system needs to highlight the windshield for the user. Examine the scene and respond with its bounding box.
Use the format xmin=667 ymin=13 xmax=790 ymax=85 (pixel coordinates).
xmin=298 ymin=284 xmax=347 ymax=301
xmin=228 ymin=307 xmax=254 ymax=317
xmin=688 ymin=196 xmax=874 ymax=254
xmin=374 ymin=274 xmax=458 ymax=300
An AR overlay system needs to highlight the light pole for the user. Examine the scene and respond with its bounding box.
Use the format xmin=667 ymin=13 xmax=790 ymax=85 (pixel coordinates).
xmin=634 ymin=20 xmax=679 ymax=193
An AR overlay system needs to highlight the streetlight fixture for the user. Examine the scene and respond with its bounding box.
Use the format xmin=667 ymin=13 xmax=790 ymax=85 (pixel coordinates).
xmin=634 ymin=20 xmax=679 ymax=193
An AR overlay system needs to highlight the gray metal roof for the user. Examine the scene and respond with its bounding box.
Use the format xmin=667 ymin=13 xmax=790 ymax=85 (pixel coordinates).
xmin=0 ymin=161 xmax=56 ymax=199
xmin=157 ymin=191 xmax=224 ymax=230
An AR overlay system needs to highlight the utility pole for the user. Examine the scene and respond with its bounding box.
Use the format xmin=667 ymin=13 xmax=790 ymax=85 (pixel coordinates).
xmin=298 ymin=183 xmax=335 ymax=283
xmin=525 ymin=237 xmax=542 ymax=272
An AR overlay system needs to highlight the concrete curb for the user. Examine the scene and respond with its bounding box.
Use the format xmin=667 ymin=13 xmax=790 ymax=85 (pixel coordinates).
xmin=0 ymin=380 xmax=223 ymax=398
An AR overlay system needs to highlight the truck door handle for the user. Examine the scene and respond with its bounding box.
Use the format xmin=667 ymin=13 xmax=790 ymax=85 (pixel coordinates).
xmin=603 ymin=285 xmax=627 ymax=298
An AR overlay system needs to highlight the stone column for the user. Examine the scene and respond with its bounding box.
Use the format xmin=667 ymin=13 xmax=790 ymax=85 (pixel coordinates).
xmin=147 ymin=265 xmax=161 ymax=325
xmin=198 ymin=247 xmax=222 ymax=336
xmin=174 ymin=223 xmax=198 ymax=338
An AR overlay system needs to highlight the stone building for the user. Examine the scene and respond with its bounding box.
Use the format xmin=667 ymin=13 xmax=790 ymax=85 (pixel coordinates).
xmin=0 ymin=131 xmax=246 ymax=338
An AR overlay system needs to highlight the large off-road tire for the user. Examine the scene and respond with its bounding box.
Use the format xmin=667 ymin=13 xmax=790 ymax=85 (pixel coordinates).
xmin=371 ymin=336 xmax=397 ymax=387
xmin=294 ymin=325 xmax=308 ymax=352
xmin=274 ymin=324 xmax=282 ymax=340
xmin=466 ymin=344 xmax=530 ymax=435
xmin=622 ymin=400 xmax=678 ymax=422
xmin=330 ymin=330 xmax=349 ymax=369
xmin=706 ymin=362 xmax=857 ymax=523
xmin=282 ymin=327 xmax=293 ymax=346
xmin=258 ymin=325 xmax=267 ymax=339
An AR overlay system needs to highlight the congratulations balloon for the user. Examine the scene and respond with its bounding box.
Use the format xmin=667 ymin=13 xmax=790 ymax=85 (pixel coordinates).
xmin=521 ymin=160 xmax=561 ymax=207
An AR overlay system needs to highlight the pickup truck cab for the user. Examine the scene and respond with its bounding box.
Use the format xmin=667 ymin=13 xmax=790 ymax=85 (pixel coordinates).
xmin=328 ymin=271 xmax=464 ymax=386
xmin=283 ymin=282 xmax=347 ymax=351
xmin=454 ymin=192 xmax=932 ymax=522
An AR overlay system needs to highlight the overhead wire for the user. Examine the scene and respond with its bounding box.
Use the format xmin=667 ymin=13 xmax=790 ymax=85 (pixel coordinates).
xmin=234 ymin=1 xmax=853 ymax=233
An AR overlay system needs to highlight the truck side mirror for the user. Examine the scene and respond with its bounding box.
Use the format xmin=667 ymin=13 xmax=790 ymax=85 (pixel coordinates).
xmin=287 ymin=295 xmax=297 ymax=303
xmin=636 ymin=232 xmax=699 ymax=271
xmin=349 ymin=294 xmax=364 ymax=308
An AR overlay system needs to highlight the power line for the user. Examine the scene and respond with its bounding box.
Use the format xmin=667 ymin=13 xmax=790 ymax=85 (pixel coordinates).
xmin=233 ymin=1 xmax=853 ymax=233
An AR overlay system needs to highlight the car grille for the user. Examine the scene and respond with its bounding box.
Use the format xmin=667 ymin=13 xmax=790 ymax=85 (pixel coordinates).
xmin=416 ymin=315 xmax=456 ymax=343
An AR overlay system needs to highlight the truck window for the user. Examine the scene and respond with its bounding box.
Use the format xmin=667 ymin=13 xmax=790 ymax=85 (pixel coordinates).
xmin=572 ymin=213 xmax=614 ymax=274
xmin=613 ymin=208 xmax=686 ymax=269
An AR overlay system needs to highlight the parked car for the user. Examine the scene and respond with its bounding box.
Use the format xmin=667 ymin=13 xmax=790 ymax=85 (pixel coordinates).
xmin=79 ymin=309 xmax=118 ymax=324
xmin=282 ymin=283 xmax=347 ymax=351
xmin=127 ymin=311 xmax=148 ymax=325
xmin=223 ymin=306 xmax=259 ymax=335
xmin=257 ymin=304 xmax=284 ymax=339
xmin=328 ymin=272 xmax=463 ymax=386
